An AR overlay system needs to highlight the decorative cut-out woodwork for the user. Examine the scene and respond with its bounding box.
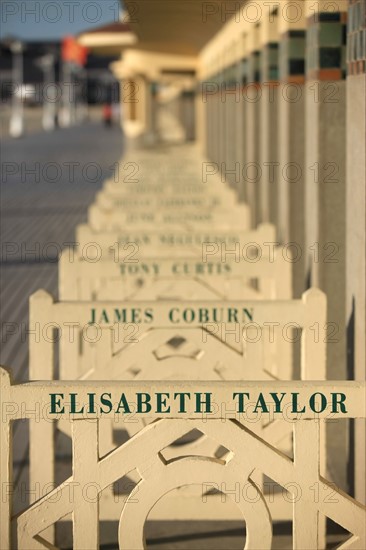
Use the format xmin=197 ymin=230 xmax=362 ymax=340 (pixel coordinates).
xmin=1 ymin=368 xmax=365 ymax=550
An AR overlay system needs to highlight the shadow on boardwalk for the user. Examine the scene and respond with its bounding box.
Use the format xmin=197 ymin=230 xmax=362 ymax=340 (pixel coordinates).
xmin=0 ymin=121 xmax=123 ymax=381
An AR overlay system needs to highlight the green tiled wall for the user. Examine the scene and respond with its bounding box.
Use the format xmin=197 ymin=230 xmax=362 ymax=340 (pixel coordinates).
xmin=247 ymin=51 xmax=262 ymax=84
xmin=279 ymin=30 xmax=306 ymax=80
xmin=261 ymin=42 xmax=279 ymax=82
xmin=347 ymin=0 xmax=366 ymax=74
xmin=307 ymin=12 xmax=347 ymax=79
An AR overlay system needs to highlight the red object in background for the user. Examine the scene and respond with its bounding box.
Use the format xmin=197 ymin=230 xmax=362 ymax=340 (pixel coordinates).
xmin=103 ymin=104 xmax=113 ymax=127
xmin=78 ymin=45 xmax=88 ymax=66
xmin=62 ymin=36 xmax=88 ymax=66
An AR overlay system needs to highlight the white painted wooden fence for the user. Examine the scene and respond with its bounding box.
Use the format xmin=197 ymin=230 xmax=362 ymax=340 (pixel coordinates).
xmin=75 ymin=222 xmax=276 ymax=260
xmin=95 ymin=189 xmax=238 ymax=210
xmin=102 ymin=178 xmax=238 ymax=201
xmin=88 ymin=202 xmax=251 ymax=231
xmin=27 ymin=289 xmax=326 ymax=529
xmin=88 ymin=147 xmax=248 ymax=231
xmin=58 ymin=251 xmax=291 ymax=301
xmin=1 ymin=368 xmax=365 ymax=550
xmin=3 ymin=141 xmax=363 ymax=549
xmin=29 ymin=289 xmax=324 ymax=383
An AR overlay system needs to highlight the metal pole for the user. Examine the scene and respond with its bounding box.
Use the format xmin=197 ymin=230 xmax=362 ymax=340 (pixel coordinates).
xmin=60 ymin=61 xmax=72 ymax=127
xmin=80 ymin=68 xmax=88 ymax=122
xmin=9 ymin=41 xmax=24 ymax=138
xmin=41 ymin=53 xmax=56 ymax=131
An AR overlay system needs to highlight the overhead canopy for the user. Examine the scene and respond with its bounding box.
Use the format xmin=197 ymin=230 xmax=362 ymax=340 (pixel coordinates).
xmin=78 ymin=22 xmax=136 ymax=55
xmin=124 ymin=0 xmax=247 ymax=55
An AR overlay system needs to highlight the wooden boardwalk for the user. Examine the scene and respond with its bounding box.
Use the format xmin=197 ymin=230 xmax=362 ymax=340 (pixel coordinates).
xmin=0 ymin=122 xmax=123 ymax=524
xmin=1 ymin=122 xmax=123 ymax=380
xmin=1 ymin=128 xmax=357 ymax=549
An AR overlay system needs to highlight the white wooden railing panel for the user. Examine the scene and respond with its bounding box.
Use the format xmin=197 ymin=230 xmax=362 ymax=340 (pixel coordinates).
xmin=1 ymin=368 xmax=365 ymax=550
xmin=59 ymin=252 xmax=291 ymax=301
xmin=75 ymin=222 xmax=275 ymax=260
xmin=88 ymin=201 xmax=251 ymax=231
xmin=26 ymin=290 xmax=326 ymax=527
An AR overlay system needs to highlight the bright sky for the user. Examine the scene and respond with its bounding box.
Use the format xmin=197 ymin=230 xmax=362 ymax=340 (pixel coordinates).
xmin=0 ymin=0 xmax=122 ymax=41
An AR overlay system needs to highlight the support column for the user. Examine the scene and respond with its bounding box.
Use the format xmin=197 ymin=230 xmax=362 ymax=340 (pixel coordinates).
xmin=200 ymin=63 xmax=211 ymax=159
xmin=203 ymin=77 xmax=209 ymax=158
xmin=278 ymin=4 xmax=307 ymax=298
xmin=196 ymin=77 xmax=206 ymax=155
xmin=218 ymin=58 xmax=226 ymax=169
xmin=346 ymin=0 xmax=366 ymax=504
xmin=144 ymin=79 xmax=157 ymax=145
xmin=209 ymin=57 xmax=221 ymax=165
xmin=244 ymin=23 xmax=261 ymax=228
xmin=112 ymin=57 xmax=159 ymax=148
xmin=220 ymin=63 xmax=229 ymax=174
xmin=222 ymin=44 xmax=239 ymax=190
xmin=305 ymin=0 xmax=348 ymax=490
xmin=237 ymin=33 xmax=248 ymax=203
xmin=213 ymin=70 xmax=220 ymax=164
xmin=259 ymin=8 xmax=280 ymax=227
xmin=238 ymin=32 xmax=249 ymax=204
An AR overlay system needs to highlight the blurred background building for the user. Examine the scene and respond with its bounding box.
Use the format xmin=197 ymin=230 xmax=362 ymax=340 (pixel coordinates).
xmin=0 ymin=0 xmax=123 ymax=137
